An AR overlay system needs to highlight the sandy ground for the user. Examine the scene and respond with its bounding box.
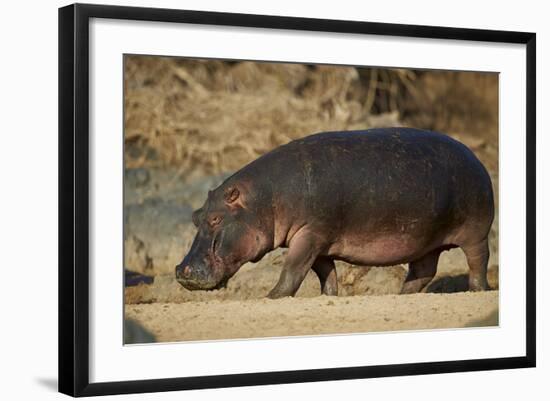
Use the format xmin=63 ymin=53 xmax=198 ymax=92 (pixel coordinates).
xmin=125 ymin=291 xmax=498 ymax=342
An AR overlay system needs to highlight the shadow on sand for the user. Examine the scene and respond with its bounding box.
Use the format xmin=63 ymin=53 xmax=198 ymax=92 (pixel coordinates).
xmin=426 ymin=274 xmax=470 ymax=293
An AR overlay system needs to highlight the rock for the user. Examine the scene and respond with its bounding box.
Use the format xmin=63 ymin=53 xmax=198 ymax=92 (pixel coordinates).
xmin=125 ymin=269 xmax=154 ymax=286
xmin=124 ymin=199 xmax=193 ymax=274
xmin=124 ymin=319 xmax=156 ymax=344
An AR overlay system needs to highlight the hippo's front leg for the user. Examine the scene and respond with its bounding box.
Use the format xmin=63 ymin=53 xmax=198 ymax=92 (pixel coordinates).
xmin=268 ymin=228 xmax=323 ymax=299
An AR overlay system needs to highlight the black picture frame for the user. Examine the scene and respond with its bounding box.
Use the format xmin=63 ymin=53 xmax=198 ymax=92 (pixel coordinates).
xmin=58 ymin=3 xmax=536 ymax=397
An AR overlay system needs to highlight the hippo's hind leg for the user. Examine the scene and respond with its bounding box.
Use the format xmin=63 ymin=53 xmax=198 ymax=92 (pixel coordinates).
xmin=401 ymin=248 xmax=441 ymax=294
xmin=461 ymin=238 xmax=490 ymax=291
xmin=311 ymin=257 xmax=338 ymax=296
xmin=267 ymin=228 xmax=322 ymax=299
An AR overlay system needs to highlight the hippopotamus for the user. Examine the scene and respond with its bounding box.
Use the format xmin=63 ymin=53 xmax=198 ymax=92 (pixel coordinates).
xmin=176 ymin=128 xmax=494 ymax=298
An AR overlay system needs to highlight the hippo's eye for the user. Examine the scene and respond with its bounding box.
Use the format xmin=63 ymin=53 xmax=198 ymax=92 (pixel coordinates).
xmin=209 ymin=216 xmax=222 ymax=227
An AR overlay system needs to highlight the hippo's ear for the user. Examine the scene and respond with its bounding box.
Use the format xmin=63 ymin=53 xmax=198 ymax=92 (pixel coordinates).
xmin=224 ymin=187 xmax=240 ymax=204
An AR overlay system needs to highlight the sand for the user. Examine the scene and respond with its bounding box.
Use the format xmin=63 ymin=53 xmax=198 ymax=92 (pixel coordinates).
xmin=125 ymin=291 xmax=498 ymax=343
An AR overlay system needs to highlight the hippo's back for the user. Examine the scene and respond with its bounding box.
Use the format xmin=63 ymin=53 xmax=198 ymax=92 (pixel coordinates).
xmin=271 ymin=128 xmax=493 ymax=213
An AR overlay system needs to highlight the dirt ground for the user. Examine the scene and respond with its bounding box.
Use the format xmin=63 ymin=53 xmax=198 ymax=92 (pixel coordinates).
xmin=126 ymin=292 xmax=498 ymax=342
xmin=123 ymin=56 xmax=499 ymax=344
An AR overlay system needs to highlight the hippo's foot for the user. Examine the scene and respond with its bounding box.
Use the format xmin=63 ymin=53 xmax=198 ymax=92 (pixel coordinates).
xmin=400 ymin=249 xmax=441 ymax=294
xmin=267 ymin=288 xmax=290 ymax=299
xmin=469 ymin=281 xmax=490 ymax=292
xmin=462 ymin=239 xmax=490 ymax=292
xmin=311 ymin=256 xmax=338 ymax=296
xmin=468 ymin=276 xmax=490 ymax=292
xmin=267 ymin=272 xmax=307 ymax=298
xmin=401 ymin=278 xmax=433 ymax=294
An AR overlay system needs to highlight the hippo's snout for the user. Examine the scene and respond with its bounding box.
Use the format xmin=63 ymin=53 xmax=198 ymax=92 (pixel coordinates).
xmin=175 ymin=262 xmax=221 ymax=290
xmin=175 ymin=262 xmax=202 ymax=288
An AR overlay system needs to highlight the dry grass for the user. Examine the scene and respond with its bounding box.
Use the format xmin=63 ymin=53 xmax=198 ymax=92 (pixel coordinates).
xmin=403 ymin=71 xmax=498 ymax=141
xmin=123 ymin=56 xmax=426 ymax=176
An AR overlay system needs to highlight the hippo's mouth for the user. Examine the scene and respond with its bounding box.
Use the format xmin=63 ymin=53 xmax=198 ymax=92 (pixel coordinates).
xmin=176 ymin=275 xmax=230 ymax=291
xmin=213 ymin=276 xmax=230 ymax=290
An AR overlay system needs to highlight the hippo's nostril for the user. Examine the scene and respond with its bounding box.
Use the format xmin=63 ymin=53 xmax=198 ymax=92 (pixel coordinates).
xmin=176 ymin=264 xmax=193 ymax=279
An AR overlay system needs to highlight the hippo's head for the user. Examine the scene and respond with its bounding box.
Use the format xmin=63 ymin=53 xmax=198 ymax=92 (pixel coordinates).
xmin=176 ymin=185 xmax=271 ymax=291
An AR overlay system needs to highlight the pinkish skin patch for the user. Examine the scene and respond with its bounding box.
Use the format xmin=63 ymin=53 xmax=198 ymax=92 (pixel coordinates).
xmin=327 ymin=234 xmax=430 ymax=266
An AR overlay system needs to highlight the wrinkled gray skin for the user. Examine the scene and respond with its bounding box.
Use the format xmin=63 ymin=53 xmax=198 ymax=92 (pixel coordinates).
xmin=176 ymin=128 xmax=494 ymax=298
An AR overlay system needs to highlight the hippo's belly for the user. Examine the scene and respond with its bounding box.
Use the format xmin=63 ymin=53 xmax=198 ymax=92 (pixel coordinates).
xmin=326 ymin=235 xmax=422 ymax=266
xmin=325 ymin=230 xmax=450 ymax=266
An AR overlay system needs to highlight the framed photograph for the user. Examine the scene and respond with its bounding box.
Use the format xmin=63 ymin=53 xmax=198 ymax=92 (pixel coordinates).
xmin=58 ymin=3 xmax=536 ymax=397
